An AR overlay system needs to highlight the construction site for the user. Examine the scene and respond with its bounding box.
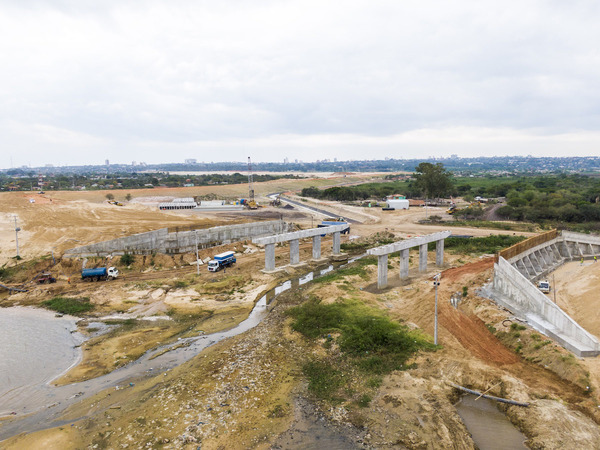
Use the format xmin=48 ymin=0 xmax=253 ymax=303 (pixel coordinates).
xmin=1 ymin=171 xmax=600 ymax=449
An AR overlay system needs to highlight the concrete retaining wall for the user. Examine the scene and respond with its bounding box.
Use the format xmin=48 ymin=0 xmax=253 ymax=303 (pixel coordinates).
xmin=490 ymin=257 xmax=600 ymax=357
xmin=506 ymin=231 xmax=600 ymax=281
xmin=64 ymin=220 xmax=292 ymax=257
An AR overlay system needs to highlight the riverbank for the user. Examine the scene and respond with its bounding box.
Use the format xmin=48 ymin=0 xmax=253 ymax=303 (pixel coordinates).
xmin=4 ymin=254 xmax=600 ymax=448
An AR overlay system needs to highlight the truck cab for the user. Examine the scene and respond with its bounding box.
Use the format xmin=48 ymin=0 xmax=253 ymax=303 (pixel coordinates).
xmin=208 ymin=251 xmax=236 ymax=272
xmin=538 ymin=280 xmax=551 ymax=293
xmin=107 ymin=267 xmax=119 ymax=279
xmin=207 ymin=260 xmax=221 ymax=272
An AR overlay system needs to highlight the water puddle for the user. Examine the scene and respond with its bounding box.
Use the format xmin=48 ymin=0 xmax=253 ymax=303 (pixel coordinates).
xmin=0 ymin=260 xmax=355 ymax=440
xmin=272 ymin=398 xmax=361 ymax=449
xmin=455 ymin=395 xmax=527 ymax=449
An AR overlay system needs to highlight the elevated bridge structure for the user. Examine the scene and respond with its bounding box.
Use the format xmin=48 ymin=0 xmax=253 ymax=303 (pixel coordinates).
xmin=367 ymin=231 xmax=451 ymax=289
xmin=253 ymin=224 xmax=348 ymax=272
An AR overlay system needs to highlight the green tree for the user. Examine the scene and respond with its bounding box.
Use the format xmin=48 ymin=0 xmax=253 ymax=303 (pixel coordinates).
xmin=105 ymin=193 xmax=114 ymax=201
xmin=125 ymin=193 xmax=132 ymax=201
xmin=413 ymin=163 xmax=454 ymax=200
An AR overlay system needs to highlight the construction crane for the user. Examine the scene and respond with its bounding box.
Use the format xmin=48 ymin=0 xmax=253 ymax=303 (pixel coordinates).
xmin=246 ymin=156 xmax=258 ymax=209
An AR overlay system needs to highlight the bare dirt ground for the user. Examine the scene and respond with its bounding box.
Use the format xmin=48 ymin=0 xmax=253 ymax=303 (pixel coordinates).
xmin=1 ymin=178 xmax=600 ymax=448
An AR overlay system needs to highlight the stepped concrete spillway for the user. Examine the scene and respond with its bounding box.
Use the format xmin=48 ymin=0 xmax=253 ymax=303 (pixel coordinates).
xmin=484 ymin=230 xmax=600 ymax=357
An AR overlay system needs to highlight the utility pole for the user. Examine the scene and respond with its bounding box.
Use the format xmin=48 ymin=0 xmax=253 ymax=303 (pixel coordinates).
xmin=194 ymin=230 xmax=200 ymax=276
xmin=433 ymin=273 xmax=441 ymax=345
xmin=14 ymin=216 xmax=21 ymax=258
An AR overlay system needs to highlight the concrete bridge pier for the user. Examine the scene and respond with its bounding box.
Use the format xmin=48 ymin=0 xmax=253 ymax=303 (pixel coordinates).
xmin=290 ymin=239 xmax=300 ymax=265
xmin=419 ymin=243 xmax=428 ymax=272
xmin=253 ymin=223 xmax=349 ymax=272
xmin=333 ymin=232 xmax=341 ymax=255
xmin=265 ymin=243 xmax=276 ymax=271
xmin=436 ymin=239 xmax=444 ymax=266
xmin=367 ymin=231 xmax=451 ymax=289
xmin=400 ymin=249 xmax=409 ymax=279
xmin=312 ymin=235 xmax=322 ymax=259
xmin=378 ymin=255 xmax=388 ymax=289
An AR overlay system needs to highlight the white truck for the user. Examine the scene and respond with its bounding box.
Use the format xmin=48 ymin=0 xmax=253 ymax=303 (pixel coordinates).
xmin=537 ymin=280 xmax=551 ymax=293
xmin=207 ymin=251 xmax=236 ymax=272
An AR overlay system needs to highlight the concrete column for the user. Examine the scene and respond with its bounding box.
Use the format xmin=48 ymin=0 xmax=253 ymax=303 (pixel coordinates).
xmin=562 ymin=241 xmax=572 ymax=259
xmin=378 ymin=254 xmax=388 ymax=289
xmin=533 ymin=251 xmax=546 ymax=269
xmin=312 ymin=235 xmax=322 ymax=259
xmin=550 ymin=244 xmax=562 ymax=260
xmin=525 ymin=255 xmax=540 ymax=275
xmin=265 ymin=243 xmax=276 ymax=271
xmin=542 ymin=247 xmax=554 ymax=266
xmin=419 ymin=243 xmax=428 ymax=272
xmin=332 ymin=232 xmax=341 ymax=255
xmin=400 ymin=249 xmax=410 ymax=279
xmin=290 ymin=239 xmax=300 ymax=265
xmin=436 ymin=239 xmax=444 ymax=266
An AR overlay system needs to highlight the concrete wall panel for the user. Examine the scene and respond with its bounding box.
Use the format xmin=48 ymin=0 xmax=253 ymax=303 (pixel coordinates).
xmin=65 ymin=220 xmax=291 ymax=257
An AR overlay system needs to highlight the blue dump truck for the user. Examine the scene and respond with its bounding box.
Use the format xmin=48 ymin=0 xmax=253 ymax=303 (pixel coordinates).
xmin=318 ymin=219 xmax=350 ymax=234
xmin=208 ymin=251 xmax=236 ymax=272
xmin=81 ymin=267 xmax=119 ymax=281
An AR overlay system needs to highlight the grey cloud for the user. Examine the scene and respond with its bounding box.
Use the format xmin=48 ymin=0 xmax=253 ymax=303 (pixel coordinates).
xmin=2 ymin=1 xmax=600 ymax=166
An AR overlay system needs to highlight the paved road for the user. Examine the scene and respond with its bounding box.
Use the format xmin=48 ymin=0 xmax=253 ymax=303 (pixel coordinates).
xmin=270 ymin=194 xmax=359 ymax=224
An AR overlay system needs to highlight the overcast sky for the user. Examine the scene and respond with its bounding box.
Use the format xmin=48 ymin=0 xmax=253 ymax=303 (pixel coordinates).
xmin=2 ymin=1 xmax=600 ymax=168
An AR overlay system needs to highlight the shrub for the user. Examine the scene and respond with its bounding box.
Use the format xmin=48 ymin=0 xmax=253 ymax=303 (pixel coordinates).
xmin=120 ymin=253 xmax=135 ymax=266
xmin=302 ymin=360 xmax=344 ymax=401
xmin=289 ymin=298 xmax=434 ymax=375
xmin=42 ymin=297 xmax=94 ymax=315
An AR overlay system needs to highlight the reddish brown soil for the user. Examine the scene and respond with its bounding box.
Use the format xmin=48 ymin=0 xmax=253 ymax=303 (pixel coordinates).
xmin=441 ymin=257 xmax=495 ymax=282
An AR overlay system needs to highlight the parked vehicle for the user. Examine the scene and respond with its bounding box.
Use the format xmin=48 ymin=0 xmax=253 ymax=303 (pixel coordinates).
xmin=36 ymin=273 xmax=56 ymax=284
xmin=538 ymin=280 xmax=551 ymax=293
xmin=318 ymin=219 xmax=350 ymax=234
xmin=81 ymin=267 xmax=119 ymax=281
xmin=208 ymin=251 xmax=236 ymax=272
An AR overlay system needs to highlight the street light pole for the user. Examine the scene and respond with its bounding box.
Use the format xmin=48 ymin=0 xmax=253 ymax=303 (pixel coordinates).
xmin=14 ymin=216 xmax=21 ymax=258
xmin=433 ymin=273 xmax=441 ymax=345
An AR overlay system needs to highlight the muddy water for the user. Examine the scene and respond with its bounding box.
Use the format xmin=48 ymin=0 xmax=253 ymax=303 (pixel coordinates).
xmin=0 ymin=263 xmax=342 ymax=440
xmin=455 ymin=395 xmax=527 ymax=449
xmin=0 ymin=307 xmax=83 ymax=416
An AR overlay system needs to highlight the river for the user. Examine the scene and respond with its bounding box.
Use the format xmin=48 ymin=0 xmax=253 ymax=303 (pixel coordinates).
xmin=0 ymin=307 xmax=83 ymax=417
xmin=1 ymin=261 xmax=529 ymax=447
xmin=0 ymin=263 xmax=338 ymax=440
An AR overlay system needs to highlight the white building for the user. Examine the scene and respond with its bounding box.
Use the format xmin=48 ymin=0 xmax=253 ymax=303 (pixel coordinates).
xmin=386 ymin=195 xmax=409 ymax=210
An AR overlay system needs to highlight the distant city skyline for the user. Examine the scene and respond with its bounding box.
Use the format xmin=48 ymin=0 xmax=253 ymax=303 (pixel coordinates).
xmin=2 ymin=1 xmax=600 ymax=167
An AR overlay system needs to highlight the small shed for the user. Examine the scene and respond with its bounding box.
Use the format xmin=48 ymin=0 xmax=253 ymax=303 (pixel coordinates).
xmin=387 ymin=198 xmax=409 ymax=210
xmin=386 ymin=195 xmax=409 ymax=210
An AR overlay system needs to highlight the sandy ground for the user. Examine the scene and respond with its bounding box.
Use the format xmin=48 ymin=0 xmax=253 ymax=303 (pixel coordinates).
xmin=0 ymin=172 xmax=389 ymax=265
